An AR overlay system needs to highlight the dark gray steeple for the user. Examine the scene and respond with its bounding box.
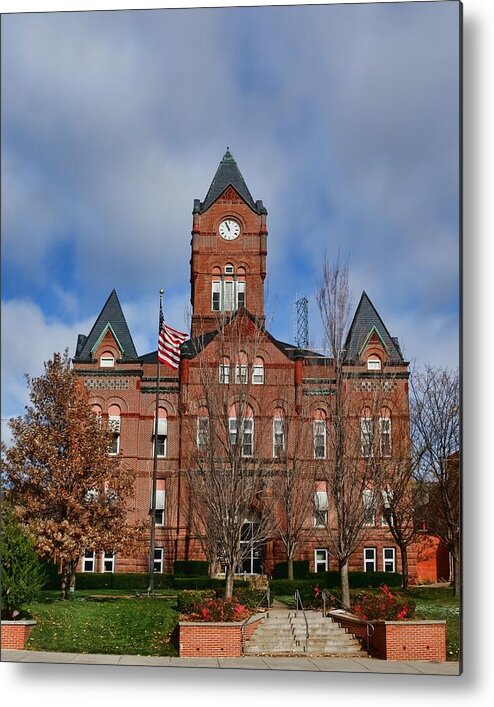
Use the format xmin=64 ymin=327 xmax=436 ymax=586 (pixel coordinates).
xmin=195 ymin=148 xmax=267 ymax=215
xmin=344 ymin=291 xmax=404 ymax=363
xmin=74 ymin=289 xmax=138 ymax=362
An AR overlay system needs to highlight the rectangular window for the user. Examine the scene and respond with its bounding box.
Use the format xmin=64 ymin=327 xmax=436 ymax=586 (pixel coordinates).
xmin=82 ymin=550 xmax=96 ymax=573
xmin=229 ymin=418 xmax=237 ymax=447
xmin=273 ymin=418 xmax=285 ymax=458
xmin=379 ymin=417 xmax=392 ymax=457
xmin=361 ymin=417 xmax=373 ymax=457
xmin=102 ymin=551 xmax=115 ymax=573
xmin=219 ymin=364 xmax=230 ymax=384
xmin=108 ymin=415 xmax=120 ymax=455
xmin=197 ymin=417 xmax=209 ymax=451
xmin=154 ymin=548 xmax=164 ymax=574
xmin=224 ymin=281 xmax=234 ymax=311
xmin=152 ymin=489 xmax=166 ymax=527
xmin=100 ymin=355 xmax=115 ymax=368
xmin=364 ymin=547 xmax=377 ymax=572
xmin=363 ymin=489 xmax=376 ymax=526
xmin=252 ymin=364 xmax=264 ymax=385
xmin=235 ymin=364 xmax=248 ymax=384
xmin=153 ymin=418 xmax=167 ymax=457
xmin=367 ymin=358 xmax=381 ymax=371
xmin=314 ymin=491 xmax=328 ymax=527
xmin=313 ymin=420 xmax=326 ymax=459
xmin=242 ymin=418 xmax=254 ymax=457
xmin=212 ymin=281 xmax=221 ymax=311
xmin=383 ymin=547 xmax=396 ymax=573
xmin=314 ymin=548 xmax=328 ymax=573
xmin=237 ymin=281 xmax=246 ymax=308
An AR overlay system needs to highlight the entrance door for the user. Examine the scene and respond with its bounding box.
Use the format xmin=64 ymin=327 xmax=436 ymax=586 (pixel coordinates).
xmin=237 ymin=518 xmax=263 ymax=574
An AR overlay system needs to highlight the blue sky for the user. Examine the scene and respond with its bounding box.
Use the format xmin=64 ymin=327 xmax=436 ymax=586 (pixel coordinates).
xmin=1 ymin=2 xmax=460 ymax=437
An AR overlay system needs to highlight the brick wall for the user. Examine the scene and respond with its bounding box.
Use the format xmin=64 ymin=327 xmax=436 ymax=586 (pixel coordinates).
xmin=1 ymin=620 xmax=36 ymax=649
xmin=179 ymin=617 xmax=263 ymax=658
xmin=329 ymin=614 xmax=446 ymax=661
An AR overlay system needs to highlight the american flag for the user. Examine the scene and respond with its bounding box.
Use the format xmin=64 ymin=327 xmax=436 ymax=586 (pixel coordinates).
xmin=158 ymin=321 xmax=188 ymax=370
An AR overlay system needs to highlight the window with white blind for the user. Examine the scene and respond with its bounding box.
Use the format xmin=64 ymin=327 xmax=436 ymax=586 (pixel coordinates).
xmin=153 ymin=416 xmax=167 ymax=457
xmin=379 ymin=415 xmax=392 ymax=457
xmin=273 ymin=417 xmax=285 ymax=458
xmin=252 ymin=357 xmax=264 ymax=384
xmin=314 ymin=491 xmax=328 ymax=527
xmin=313 ymin=420 xmax=326 ymax=459
xmin=212 ymin=281 xmax=221 ymax=311
xmin=108 ymin=415 xmax=121 ymax=455
xmin=361 ymin=417 xmax=373 ymax=457
xmin=197 ymin=417 xmax=209 ymax=451
xmin=153 ymin=490 xmax=166 ymax=527
xmin=363 ymin=489 xmax=376 ymax=526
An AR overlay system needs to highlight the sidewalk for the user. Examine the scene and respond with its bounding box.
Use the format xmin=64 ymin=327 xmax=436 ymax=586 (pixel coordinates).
xmin=1 ymin=650 xmax=460 ymax=675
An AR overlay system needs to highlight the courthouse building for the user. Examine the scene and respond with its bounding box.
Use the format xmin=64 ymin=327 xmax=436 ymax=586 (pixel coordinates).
xmin=73 ymin=150 xmax=417 ymax=581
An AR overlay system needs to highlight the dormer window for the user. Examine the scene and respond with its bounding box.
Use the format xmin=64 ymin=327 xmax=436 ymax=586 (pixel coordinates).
xmin=367 ymin=356 xmax=381 ymax=371
xmin=100 ymin=352 xmax=115 ymax=368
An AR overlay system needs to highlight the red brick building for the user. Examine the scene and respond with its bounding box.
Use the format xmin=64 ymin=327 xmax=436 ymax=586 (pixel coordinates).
xmin=73 ymin=150 xmax=417 ymax=582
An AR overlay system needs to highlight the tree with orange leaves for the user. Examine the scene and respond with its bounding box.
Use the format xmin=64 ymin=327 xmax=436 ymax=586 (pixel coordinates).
xmin=3 ymin=351 xmax=138 ymax=598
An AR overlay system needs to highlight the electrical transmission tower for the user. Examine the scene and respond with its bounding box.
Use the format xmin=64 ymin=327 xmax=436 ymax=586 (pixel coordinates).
xmin=295 ymin=296 xmax=309 ymax=350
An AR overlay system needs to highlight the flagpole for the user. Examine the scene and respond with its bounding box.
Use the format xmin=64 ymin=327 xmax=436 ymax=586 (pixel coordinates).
xmin=148 ymin=288 xmax=164 ymax=595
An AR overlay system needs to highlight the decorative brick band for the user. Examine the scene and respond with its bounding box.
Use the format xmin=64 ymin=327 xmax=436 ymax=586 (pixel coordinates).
xmin=1 ymin=620 xmax=36 ymax=649
xmin=328 ymin=612 xmax=446 ymax=661
xmin=179 ymin=617 xmax=263 ymax=658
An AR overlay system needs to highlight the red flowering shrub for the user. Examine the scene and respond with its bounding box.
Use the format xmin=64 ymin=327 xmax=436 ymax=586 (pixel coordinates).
xmin=182 ymin=596 xmax=250 ymax=622
xmin=351 ymin=585 xmax=415 ymax=621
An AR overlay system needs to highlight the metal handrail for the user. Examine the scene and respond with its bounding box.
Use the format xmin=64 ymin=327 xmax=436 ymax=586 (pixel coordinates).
xmin=241 ymin=585 xmax=270 ymax=648
xmin=294 ymin=589 xmax=309 ymax=652
xmin=322 ymin=590 xmax=375 ymax=655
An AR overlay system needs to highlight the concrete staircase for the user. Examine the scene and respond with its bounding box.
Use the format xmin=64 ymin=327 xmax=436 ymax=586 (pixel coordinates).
xmin=244 ymin=608 xmax=367 ymax=657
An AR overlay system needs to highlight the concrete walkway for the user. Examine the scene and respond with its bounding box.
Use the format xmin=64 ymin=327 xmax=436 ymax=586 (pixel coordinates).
xmin=1 ymin=649 xmax=460 ymax=674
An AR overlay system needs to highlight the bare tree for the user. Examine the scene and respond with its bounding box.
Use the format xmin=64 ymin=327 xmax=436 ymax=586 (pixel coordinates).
xmin=183 ymin=311 xmax=275 ymax=598
xmin=410 ymin=366 xmax=460 ymax=595
xmin=268 ymin=404 xmax=317 ymax=581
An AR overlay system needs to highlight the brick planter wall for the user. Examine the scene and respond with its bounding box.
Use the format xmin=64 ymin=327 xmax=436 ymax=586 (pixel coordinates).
xmin=1 ymin=620 xmax=36 ymax=649
xmin=328 ymin=612 xmax=446 ymax=661
xmin=179 ymin=617 xmax=263 ymax=657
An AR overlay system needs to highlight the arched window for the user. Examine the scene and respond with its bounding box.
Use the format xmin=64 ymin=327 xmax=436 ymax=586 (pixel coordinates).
xmin=379 ymin=407 xmax=392 ymax=457
xmin=361 ymin=406 xmax=373 ymax=458
xmin=219 ymin=356 xmax=230 ymax=384
xmin=235 ymin=351 xmax=248 ymax=384
xmin=229 ymin=404 xmax=254 ymax=457
xmin=197 ymin=407 xmax=209 ymax=452
xmin=252 ymin=356 xmax=264 ymax=385
xmin=153 ymin=407 xmax=168 ymax=457
xmin=100 ymin=351 xmax=115 ymax=368
xmin=108 ymin=404 xmax=121 ymax=455
xmin=313 ymin=409 xmax=326 ymax=459
xmin=367 ymin=355 xmax=381 ymax=371
xmin=273 ymin=408 xmax=285 ymax=458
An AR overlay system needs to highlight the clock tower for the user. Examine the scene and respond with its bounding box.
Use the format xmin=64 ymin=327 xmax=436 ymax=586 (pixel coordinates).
xmin=189 ymin=149 xmax=268 ymax=339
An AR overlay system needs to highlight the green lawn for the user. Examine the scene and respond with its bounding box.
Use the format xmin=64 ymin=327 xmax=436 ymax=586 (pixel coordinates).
xmin=25 ymin=594 xmax=179 ymax=656
xmin=406 ymin=586 xmax=460 ymax=662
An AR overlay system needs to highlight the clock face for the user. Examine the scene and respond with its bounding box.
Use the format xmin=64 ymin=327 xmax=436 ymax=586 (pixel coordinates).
xmin=219 ymin=219 xmax=240 ymax=240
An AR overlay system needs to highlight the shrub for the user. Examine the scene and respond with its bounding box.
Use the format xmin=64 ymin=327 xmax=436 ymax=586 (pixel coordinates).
xmin=351 ymin=585 xmax=416 ymax=621
xmin=173 ymin=561 xmax=209 ymax=576
xmin=185 ymin=597 xmax=250 ymax=622
xmin=177 ymin=589 xmax=216 ymax=614
xmin=272 ymin=561 xmax=310 ymax=579
xmin=232 ymin=586 xmax=267 ymax=609
xmin=1 ymin=506 xmax=46 ymax=617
